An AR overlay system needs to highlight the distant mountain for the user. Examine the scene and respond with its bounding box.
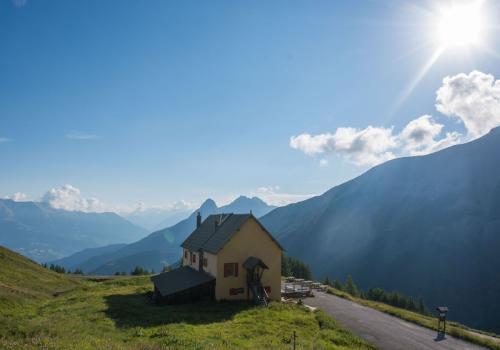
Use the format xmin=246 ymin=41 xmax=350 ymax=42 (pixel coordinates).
xmin=261 ymin=127 xmax=500 ymax=333
xmin=56 ymin=196 xmax=276 ymax=275
xmin=0 ymin=200 xmax=148 ymax=262
xmin=121 ymin=207 xmax=192 ymax=231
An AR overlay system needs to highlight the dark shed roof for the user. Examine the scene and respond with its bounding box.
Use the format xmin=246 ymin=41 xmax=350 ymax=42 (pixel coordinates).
xmin=151 ymin=266 xmax=215 ymax=297
xmin=181 ymin=213 xmax=283 ymax=254
xmin=243 ymin=256 xmax=269 ymax=270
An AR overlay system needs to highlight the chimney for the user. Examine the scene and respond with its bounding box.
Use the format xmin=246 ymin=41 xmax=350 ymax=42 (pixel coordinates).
xmin=214 ymin=214 xmax=222 ymax=230
xmin=196 ymin=212 xmax=201 ymax=228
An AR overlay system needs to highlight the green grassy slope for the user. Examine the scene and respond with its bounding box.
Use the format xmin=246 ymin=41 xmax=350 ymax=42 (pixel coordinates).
xmin=0 ymin=246 xmax=80 ymax=309
xmin=0 ymin=247 xmax=375 ymax=350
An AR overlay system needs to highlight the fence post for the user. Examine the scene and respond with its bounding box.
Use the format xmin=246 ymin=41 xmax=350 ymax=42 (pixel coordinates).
xmin=293 ymin=330 xmax=296 ymax=350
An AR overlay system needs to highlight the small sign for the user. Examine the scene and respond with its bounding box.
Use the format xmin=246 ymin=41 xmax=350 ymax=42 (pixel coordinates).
xmin=229 ymin=287 xmax=244 ymax=295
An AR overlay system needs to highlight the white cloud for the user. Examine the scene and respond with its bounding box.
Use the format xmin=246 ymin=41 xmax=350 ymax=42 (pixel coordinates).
xmin=41 ymin=184 xmax=106 ymax=212
xmin=399 ymin=115 xmax=461 ymax=155
xmin=0 ymin=137 xmax=10 ymax=143
xmin=3 ymin=192 xmax=29 ymax=201
xmin=436 ymin=70 xmax=500 ymax=139
xmin=289 ymin=133 xmax=336 ymax=155
xmin=417 ymin=131 xmax=462 ymax=155
xmin=290 ymin=118 xmax=462 ymax=167
xmin=65 ymin=132 xmax=99 ymax=140
xmin=290 ymin=126 xmax=397 ymax=167
xmin=291 ymin=70 xmax=500 ymax=167
xmin=252 ymin=186 xmax=315 ymax=206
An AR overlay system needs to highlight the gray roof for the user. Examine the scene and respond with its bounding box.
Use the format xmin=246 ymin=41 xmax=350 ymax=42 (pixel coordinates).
xmin=181 ymin=213 xmax=283 ymax=254
xmin=151 ymin=266 xmax=215 ymax=297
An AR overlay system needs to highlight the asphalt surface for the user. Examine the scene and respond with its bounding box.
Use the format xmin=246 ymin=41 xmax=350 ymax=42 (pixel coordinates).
xmin=304 ymin=292 xmax=487 ymax=350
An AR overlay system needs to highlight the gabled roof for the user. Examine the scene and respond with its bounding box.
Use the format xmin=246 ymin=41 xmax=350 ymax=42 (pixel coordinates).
xmin=151 ymin=266 xmax=215 ymax=297
xmin=181 ymin=213 xmax=283 ymax=254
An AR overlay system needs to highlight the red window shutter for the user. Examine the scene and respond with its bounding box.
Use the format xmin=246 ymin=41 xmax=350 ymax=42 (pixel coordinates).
xmin=193 ymin=254 xmax=196 ymax=263
xmin=235 ymin=263 xmax=239 ymax=277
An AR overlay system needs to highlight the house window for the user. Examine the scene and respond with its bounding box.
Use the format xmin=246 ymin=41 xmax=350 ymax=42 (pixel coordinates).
xmin=192 ymin=253 xmax=196 ymax=264
xmin=224 ymin=263 xmax=238 ymax=277
xmin=203 ymin=257 xmax=208 ymax=267
xmin=184 ymin=250 xmax=188 ymax=259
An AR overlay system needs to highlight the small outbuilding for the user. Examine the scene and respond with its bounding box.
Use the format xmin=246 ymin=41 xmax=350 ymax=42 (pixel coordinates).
xmin=152 ymin=213 xmax=283 ymax=305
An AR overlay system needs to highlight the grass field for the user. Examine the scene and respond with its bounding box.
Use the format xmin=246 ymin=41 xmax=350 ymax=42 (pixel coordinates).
xmin=326 ymin=288 xmax=500 ymax=350
xmin=0 ymin=247 xmax=375 ymax=350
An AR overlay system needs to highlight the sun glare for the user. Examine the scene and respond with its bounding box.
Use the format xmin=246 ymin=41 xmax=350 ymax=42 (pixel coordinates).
xmin=436 ymin=1 xmax=484 ymax=47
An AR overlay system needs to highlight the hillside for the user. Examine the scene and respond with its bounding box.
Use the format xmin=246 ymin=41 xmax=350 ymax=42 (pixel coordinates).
xmin=56 ymin=196 xmax=276 ymax=274
xmin=261 ymin=126 xmax=500 ymax=333
xmin=0 ymin=246 xmax=79 ymax=311
xmin=47 ymin=244 xmax=127 ymax=271
xmin=0 ymin=246 xmax=373 ymax=350
xmin=0 ymin=200 xmax=148 ymax=262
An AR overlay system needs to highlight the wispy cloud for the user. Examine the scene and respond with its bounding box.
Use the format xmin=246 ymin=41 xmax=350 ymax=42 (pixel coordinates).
xmin=0 ymin=137 xmax=11 ymax=143
xmin=3 ymin=192 xmax=28 ymax=201
xmin=65 ymin=132 xmax=99 ymax=140
xmin=319 ymin=159 xmax=329 ymax=167
xmin=12 ymin=0 xmax=27 ymax=7
xmin=252 ymin=186 xmax=316 ymax=206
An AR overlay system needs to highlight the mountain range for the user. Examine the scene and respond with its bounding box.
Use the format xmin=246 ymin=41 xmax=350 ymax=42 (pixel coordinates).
xmin=51 ymin=196 xmax=276 ymax=274
xmin=5 ymin=128 xmax=500 ymax=333
xmin=260 ymin=126 xmax=500 ymax=333
xmin=121 ymin=206 xmax=192 ymax=231
xmin=0 ymin=200 xmax=148 ymax=262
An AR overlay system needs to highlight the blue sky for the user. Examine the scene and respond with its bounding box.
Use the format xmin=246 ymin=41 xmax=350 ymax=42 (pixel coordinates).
xmin=1 ymin=0 xmax=500 ymax=211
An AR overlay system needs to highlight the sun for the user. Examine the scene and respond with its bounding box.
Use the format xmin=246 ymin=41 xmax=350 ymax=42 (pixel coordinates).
xmin=436 ymin=1 xmax=484 ymax=48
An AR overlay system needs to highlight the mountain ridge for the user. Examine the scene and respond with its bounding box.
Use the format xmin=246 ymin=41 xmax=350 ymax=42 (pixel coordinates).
xmin=54 ymin=196 xmax=276 ymax=274
xmin=260 ymin=126 xmax=500 ymax=333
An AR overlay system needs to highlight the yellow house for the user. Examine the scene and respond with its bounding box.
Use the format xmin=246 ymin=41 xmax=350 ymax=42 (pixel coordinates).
xmin=151 ymin=213 xmax=283 ymax=304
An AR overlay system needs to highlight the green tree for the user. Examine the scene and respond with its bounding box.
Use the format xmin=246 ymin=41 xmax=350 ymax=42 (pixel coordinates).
xmin=281 ymin=255 xmax=312 ymax=279
xmin=345 ymin=275 xmax=359 ymax=297
xmin=281 ymin=254 xmax=292 ymax=277
xmin=333 ymin=280 xmax=343 ymax=291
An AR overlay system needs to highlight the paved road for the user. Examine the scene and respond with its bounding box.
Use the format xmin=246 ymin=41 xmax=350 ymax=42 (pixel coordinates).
xmin=305 ymin=292 xmax=487 ymax=350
